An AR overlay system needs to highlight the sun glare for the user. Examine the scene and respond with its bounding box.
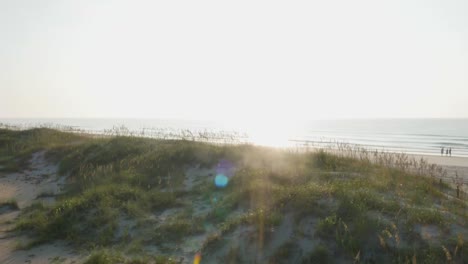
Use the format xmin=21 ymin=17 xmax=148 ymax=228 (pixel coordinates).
xmin=239 ymin=120 xmax=296 ymax=148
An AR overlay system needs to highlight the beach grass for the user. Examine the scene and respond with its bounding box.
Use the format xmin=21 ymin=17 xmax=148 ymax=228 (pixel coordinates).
xmin=0 ymin=128 xmax=466 ymax=263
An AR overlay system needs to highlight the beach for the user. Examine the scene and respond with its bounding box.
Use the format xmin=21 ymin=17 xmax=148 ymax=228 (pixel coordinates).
xmin=413 ymin=154 xmax=468 ymax=168
xmin=2 ymin=118 xmax=468 ymax=157
xmin=411 ymin=154 xmax=468 ymax=182
xmin=0 ymin=128 xmax=467 ymax=263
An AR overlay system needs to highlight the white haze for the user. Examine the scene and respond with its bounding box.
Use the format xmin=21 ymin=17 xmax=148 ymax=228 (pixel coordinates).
xmin=1 ymin=0 xmax=467 ymax=122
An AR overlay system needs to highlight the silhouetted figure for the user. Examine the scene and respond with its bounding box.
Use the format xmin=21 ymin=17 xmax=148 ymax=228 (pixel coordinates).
xmin=441 ymin=147 xmax=444 ymax=156
xmin=446 ymin=149 xmax=449 ymax=156
xmin=449 ymin=148 xmax=452 ymax=157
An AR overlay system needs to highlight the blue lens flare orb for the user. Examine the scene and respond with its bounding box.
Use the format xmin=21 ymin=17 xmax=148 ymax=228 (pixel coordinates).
xmin=214 ymin=174 xmax=229 ymax=188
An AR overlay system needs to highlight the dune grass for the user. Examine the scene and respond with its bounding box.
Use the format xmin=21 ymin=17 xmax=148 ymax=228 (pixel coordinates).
xmin=0 ymin=128 xmax=466 ymax=263
xmin=83 ymin=249 xmax=178 ymax=264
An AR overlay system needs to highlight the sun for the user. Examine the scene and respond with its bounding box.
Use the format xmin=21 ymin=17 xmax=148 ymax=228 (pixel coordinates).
xmin=237 ymin=119 xmax=297 ymax=148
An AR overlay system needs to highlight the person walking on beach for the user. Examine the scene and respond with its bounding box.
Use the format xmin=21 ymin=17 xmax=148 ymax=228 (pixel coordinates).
xmin=446 ymin=148 xmax=449 ymax=156
xmin=449 ymin=147 xmax=452 ymax=157
xmin=441 ymin=147 xmax=444 ymax=156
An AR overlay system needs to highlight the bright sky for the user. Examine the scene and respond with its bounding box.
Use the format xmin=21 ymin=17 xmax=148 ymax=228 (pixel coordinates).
xmin=1 ymin=0 xmax=467 ymax=121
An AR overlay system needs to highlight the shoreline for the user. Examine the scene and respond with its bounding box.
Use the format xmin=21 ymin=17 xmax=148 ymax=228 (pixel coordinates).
xmin=2 ymin=121 xmax=468 ymax=157
xmin=2 ymin=125 xmax=467 ymax=183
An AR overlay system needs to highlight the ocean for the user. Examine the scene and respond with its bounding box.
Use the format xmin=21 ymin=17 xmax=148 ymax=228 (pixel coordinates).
xmin=1 ymin=118 xmax=468 ymax=157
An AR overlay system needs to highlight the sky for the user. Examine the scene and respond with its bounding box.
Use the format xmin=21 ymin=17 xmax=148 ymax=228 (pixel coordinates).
xmin=1 ymin=0 xmax=467 ymax=121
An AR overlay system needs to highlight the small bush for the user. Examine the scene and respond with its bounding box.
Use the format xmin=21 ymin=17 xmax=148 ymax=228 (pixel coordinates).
xmin=84 ymin=250 xmax=124 ymax=264
xmin=303 ymin=244 xmax=331 ymax=264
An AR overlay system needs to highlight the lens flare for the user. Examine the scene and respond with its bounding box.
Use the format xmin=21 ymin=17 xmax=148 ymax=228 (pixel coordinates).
xmin=193 ymin=252 xmax=201 ymax=264
xmin=213 ymin=159 xmax=234 ymax=188
xmin=214 ymin=174 xmax=228 ymax=188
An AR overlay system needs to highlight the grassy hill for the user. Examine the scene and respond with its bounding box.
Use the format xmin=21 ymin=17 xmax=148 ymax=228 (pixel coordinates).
xmin=0 ymin=128 xmax=466 ymax=263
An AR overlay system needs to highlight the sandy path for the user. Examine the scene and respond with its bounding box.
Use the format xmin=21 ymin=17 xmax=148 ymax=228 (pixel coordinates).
xmin=0 ymin=151 xmax=81 ymax=264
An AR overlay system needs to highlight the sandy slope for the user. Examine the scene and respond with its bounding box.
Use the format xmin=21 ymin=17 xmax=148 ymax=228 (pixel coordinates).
xmin=323 ymin=148 xmax=468 ymax=188
xmin=409 ymin=154 xmax=468 ymax=194
xmin=0 ymin=151 xmax=81 ymax=264
xmin=0 ymin=149 xmax=466 ymax=263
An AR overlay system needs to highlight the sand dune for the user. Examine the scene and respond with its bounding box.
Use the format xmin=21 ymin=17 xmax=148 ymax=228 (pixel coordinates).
xmin=0 ymin=152 xmax=80 ymax=264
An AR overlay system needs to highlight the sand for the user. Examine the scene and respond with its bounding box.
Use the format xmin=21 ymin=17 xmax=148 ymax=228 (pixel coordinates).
xmin=0 ymin=151 xmax=80 ymax=264
xmin=410 ymin=154 xmax=468 ymax=168
xmin=409 ymin=154 xmax=468 ymax=188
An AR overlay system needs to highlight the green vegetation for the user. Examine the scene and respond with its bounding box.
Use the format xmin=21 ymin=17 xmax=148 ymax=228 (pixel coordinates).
xmin=83 ymin=249 xmax=177 ymax=264
xmin=303 ymin=244 xmax=331 ymax=264
xmin=0 ymin=128 xmax=466 ymax=263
